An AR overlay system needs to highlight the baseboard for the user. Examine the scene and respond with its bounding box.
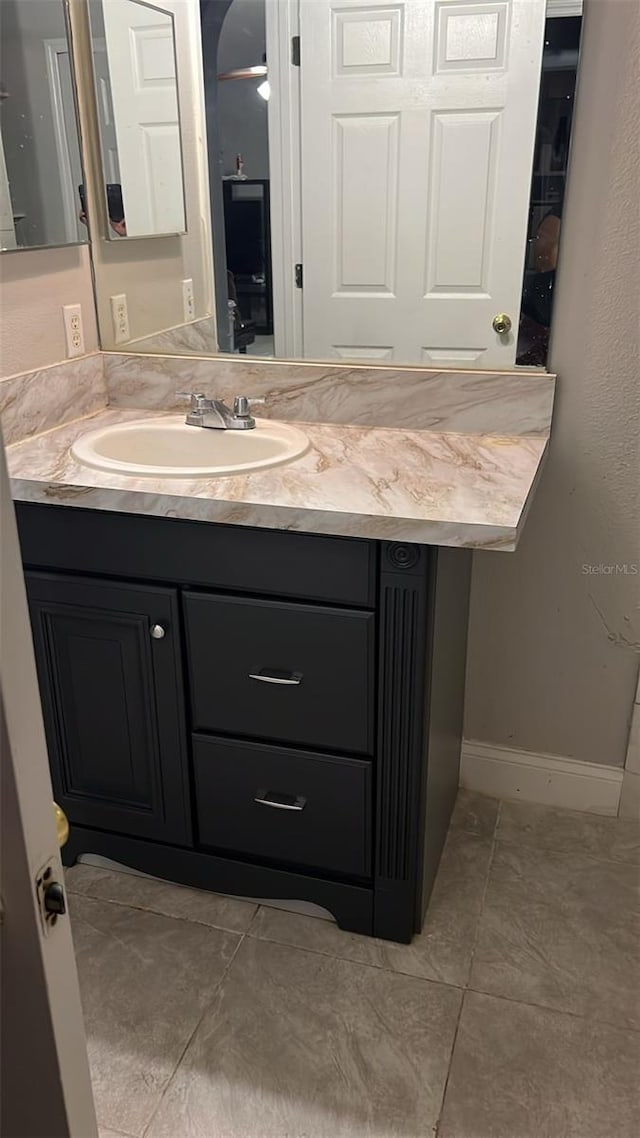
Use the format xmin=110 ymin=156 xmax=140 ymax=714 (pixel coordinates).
xmin=619 ymin=770 xmax=640 ymax=821
xmin=460 ymin=740 xmax=623 ymax=816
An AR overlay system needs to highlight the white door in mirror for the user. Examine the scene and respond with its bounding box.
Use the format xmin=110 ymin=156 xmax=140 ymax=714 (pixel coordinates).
xmin=298 ymin=0 xmax=545 ymax=369
xmin=101 ymin=0 xmax=186 ymax=237
xmin=70 ymin=417 xmax=309 ymax=478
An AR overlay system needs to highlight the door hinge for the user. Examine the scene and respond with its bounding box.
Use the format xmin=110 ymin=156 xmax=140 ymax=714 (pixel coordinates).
xmin=291 ymin=35 xmax=300 ymax=66
xmin=295 ymin=263 xmax=303 ymax=289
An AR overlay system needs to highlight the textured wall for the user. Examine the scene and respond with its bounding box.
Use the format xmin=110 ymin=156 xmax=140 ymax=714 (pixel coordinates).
xmin=464 ymin=0 xmax=640 ymax=767
xmin=0 ymin=245 xmax=98 ymax=377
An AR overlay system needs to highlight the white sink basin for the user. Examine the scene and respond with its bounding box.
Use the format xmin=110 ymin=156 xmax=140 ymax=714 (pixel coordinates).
xmin=71 ymin=416 xmax=309 ymax=478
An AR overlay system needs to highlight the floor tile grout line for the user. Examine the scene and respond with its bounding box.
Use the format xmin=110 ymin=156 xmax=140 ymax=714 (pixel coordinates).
xmin=433 ymin=987 xmax=467 ymax=1136
xmin=492 ymin=834 xmax=640 ymax=869
xmin=139 ymin=930 xmax=248 ymax=1138
xmin=495 ymin=798 xmax=503 ymax=834
xmin=243 ymin=926 xmax=468 ymax=991
xmin=67 ymin=888 xmax=257 ymax=935
xmin=461 ymin=983 xmax=640 ymax=1036
xmin=245 ymin=902 xmax=266 ymax=936
xmin=492 ymin=794 xmax=640 ymax=866
xmin=464 ymin=800 xmax=500 ymax=987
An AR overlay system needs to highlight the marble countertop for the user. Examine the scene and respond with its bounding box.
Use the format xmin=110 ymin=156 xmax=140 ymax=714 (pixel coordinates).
xmin=8 ymin=407 xmax=548 ymax=549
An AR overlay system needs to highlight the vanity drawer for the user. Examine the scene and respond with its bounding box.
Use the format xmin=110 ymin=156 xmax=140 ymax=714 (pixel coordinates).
xmin=193 ymin=736 xmax=372 ymax=878
xmin=184 ymin=593 xmax=375 ymax=755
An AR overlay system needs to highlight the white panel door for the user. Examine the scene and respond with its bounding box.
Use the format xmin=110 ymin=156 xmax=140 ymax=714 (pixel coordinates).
xmin=92 ymin=41 xmax=121 ymax=185
xmin=1 ymin=427 xmax=98 ymax=1138
xmin=299 ymin=0 xmax=545 ymax=367
xmin=101 ymin=0 xmax=185 ymax=235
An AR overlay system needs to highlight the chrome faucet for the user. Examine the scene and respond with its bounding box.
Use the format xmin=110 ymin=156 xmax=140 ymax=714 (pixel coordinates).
xmin=177 ymin=392 xmax=258 ymax=430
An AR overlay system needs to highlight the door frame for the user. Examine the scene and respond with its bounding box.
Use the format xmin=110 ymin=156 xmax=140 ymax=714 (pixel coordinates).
xmin=0 ymin=128 xmax=18 ymax=249
xmin=266 ymin=0 xmax=303 ymax=358
xmin=0 ymin=427 xmax=97 ymax=1138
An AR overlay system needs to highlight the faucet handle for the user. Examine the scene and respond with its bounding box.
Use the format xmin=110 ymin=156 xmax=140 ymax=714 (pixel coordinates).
xmin=233 ymin=395 xmax=266 ymax=416
xmin=231 ymin=394 xmax=262 ymax=428
xmin=176 ymin=391 xmax=208 ymax=412
xmin=233 ymin=395 xmax=250 ymax=417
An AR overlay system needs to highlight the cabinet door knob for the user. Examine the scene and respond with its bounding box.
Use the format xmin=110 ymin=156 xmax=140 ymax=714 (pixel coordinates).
xmin=150 ymin=623 xmax=166 ymax=640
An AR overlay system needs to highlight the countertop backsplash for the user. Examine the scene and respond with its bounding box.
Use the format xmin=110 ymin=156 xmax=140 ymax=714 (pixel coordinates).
xmin=103 ymin=353 xmax=555 ymax=437
xmin=1 ymin=350 xmax=555 ymax=445
xmin=0 ymin=353 xmax=107 ymax=446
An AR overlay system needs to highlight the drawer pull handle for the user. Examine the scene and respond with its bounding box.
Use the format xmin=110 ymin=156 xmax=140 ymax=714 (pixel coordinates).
xmin=254 ymin=789 xmax=306 ymax=812
xmin=249 ymin=668 xmax=303 ymax=686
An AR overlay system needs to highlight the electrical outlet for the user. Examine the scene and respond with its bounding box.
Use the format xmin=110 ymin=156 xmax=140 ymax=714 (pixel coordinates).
xmin=182 ymin=278 xmax=195 ymax=322
xmin=110 ymin=293 xmax=130 ymax=344
xmin=62 ymin=304 xmax=85 ymax=358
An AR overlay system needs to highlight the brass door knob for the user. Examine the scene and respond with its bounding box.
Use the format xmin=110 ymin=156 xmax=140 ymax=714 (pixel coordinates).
xmin=492 ymin=313 xmax=512 ymax=335
xmin=54 ymin=802 xmax=69 ymax=848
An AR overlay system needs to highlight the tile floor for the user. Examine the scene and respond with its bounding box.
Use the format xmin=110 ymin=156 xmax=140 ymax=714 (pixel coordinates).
xmin=65 ymin=793 xmax=640 ymax=1138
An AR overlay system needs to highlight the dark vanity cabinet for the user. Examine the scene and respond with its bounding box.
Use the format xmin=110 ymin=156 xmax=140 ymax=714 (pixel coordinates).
xmin=16 ymin=504 xmax=471 ymax=944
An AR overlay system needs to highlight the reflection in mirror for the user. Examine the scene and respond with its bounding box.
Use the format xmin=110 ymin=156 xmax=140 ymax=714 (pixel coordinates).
xmin=0 ymin=0 xmax=87 ymax=251
xmin=215 ymin=0 xmax=272 ymax=354
xmin=89 ymin=0 xmax=582 ymax=371
xmin=88 ymin=0 xmax=187 ymax=238
xmin=516 ymin=12 xmax=582 ymax=367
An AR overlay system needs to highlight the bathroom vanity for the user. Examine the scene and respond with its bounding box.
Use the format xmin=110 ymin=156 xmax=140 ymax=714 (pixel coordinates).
xmin=7 ymin=363 xmax=553 ymax=945
xmin=16 ymin=502 xmax=469 ymax=944
xmin=0 ymin=0 xmax=569 ymax=951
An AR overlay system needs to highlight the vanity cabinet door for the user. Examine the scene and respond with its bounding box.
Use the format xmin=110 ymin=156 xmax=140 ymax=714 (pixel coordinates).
xmin=25 ymin=573 xmax=191 ymax=845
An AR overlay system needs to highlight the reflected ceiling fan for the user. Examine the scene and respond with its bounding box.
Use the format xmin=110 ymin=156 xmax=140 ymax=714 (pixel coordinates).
xmin=218 ymin=55 xmax=270 ymax=100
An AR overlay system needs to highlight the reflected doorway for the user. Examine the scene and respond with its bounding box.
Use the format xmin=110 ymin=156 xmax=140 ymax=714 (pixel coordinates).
xmin=516 ymin=13 xmax=582 ymax=367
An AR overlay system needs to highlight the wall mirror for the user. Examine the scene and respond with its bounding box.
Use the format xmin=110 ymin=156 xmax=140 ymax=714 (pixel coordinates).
xmin=0 ymin=0 xmax=87 ymax=251
xmin=86 ymin=0 xmax=582 ymax=369
xmin=87 ymin=0 xmax=187 ymax=238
